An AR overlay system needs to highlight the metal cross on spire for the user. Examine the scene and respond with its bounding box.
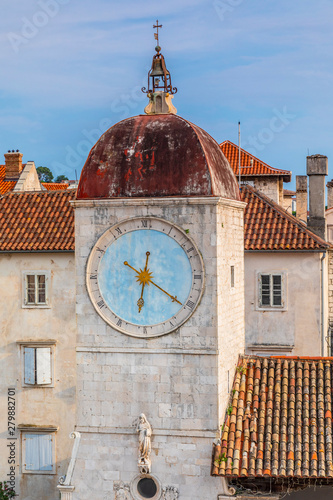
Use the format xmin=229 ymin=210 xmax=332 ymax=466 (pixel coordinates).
xmin=153 ymin=20 xmax=162 ymax=47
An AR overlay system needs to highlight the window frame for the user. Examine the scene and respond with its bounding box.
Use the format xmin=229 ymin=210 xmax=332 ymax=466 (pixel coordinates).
xmin=22 ymin=271 xmax=50 ymax=308
xmin=256 ymin=271 xmax=287 ymax=311
xmin=19 ymin=426 xmax=57 ymax=475
xmin=17 ymin=341 xmax=56 ymax=388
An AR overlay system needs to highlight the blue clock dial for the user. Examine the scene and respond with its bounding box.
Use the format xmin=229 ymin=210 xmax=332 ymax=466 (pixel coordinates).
xmin=98 ymin=230 xmax=192 ymax=326
xmin=86 ymin=217 xmax=205 ymax=338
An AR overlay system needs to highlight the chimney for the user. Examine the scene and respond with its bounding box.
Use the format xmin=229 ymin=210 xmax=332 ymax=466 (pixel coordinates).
xmin=327 ymin=180 xmax=333 ymax=209
xmin=307 ymin=154 xmax=328 ymax=240
xmin=4 ymin=150 xmax=23 ymax=179
xmin=296 ymin=175 xmax=307 ymax=224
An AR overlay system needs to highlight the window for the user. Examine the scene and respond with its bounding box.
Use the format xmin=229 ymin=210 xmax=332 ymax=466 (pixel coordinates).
xmin=20 ymin=426 xmax=57 ymax=474
xmin=257 ymin=272 xmax=286 ymax=309
xmin=230 ymin=266 xmax=235 ymax=288
xmin=17 ymin=341 xmax=55 ymax=387
xmin=23 ymin=272 xmax=49 ymax=307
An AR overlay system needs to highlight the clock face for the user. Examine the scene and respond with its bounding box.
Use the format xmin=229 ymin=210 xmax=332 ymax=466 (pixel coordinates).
xmin=86 ymin=217 xmax=204 ymax=338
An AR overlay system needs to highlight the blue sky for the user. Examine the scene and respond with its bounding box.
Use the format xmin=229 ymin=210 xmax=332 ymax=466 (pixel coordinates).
xmin=1 ymin=0 xmax=332 ymax=188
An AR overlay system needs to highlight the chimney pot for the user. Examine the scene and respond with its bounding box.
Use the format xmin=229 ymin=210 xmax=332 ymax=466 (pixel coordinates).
xmin=4 ymin=151 xmax=24 ymax=179
xmin=307 ymin=154 xmax=327 ymax=239
xmin=296 ymin=175 xmax=307 ymax=223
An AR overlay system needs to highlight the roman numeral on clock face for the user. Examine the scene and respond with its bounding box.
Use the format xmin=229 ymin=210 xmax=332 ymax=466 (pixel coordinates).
xmin=90 ymin=274 xmax=97 ymax=280
xmin=97 ymin=299 xmax=105 ymax=309
xmin=186 ymin=300 xmax=195 ymax=310
xmin=141 ymin=220 xmax=148 ymax=228
xmin=194 ymin=275 xmax=201 ymax=280
xmin=116 ymin=319 xmax=122 ymax=327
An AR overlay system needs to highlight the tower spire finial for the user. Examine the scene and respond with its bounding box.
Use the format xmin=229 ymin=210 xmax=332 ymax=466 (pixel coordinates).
xmin=153 ymin=19 xmax=162 ymax=49
xmin=142 ymin=21 xmax=177 ymax=115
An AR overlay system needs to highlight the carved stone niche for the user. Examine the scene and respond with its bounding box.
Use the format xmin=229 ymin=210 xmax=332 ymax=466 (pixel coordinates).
xmin=114 ymin=481 xmax=131 ymax=500
xmin=162 ymin=486 xmax=179 ymax=500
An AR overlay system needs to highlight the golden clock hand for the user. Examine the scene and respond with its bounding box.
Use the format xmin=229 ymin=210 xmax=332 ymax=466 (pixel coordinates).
xmin=137 ymin=252 xmax=151 ymax=313
xmin=125 ymin=253 xmax=152 ymax=313
xmin=124 ymin=261 xmax=140 ymax=274
xmin=144 ymin=251 xmax=150 ymax=271
xmin=149 ymin=279 xmax=182 ymax=305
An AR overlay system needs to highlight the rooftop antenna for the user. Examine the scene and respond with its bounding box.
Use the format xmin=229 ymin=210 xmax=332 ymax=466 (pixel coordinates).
xmin=238 ymin=122 xmax=241 ymax=186
xmin=238 ymin=122 xmax=254 ymax=188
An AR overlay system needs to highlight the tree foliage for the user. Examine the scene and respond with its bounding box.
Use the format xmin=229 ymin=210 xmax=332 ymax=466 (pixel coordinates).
xmin=0 ymin=482 xmax=15 ymax=499
xmin=54 ymin=174 xmax=69 ymax=183
xmin=36 ymin=166 xmax=54 ymax=183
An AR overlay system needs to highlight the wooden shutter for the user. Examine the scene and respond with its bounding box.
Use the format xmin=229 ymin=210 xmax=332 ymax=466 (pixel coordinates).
xmin=25 ymin=275 xmax=36 ymax=304
xmin=25 ymin=434 xmax=40 ymax=470
xmin=38 ymin=434 xmax=53 ymax=471
xmin=272 ymin=274 xmax=282 ymax=306
xmin=36 ymin=348 xmax=52 ymax=385
xmin=259 ymin=274 xmax=271 ymax=306
xmin=24 ymin=347 xmax=36 ymax=385
xmin=24 ymin=433 xmax=53 ymax=472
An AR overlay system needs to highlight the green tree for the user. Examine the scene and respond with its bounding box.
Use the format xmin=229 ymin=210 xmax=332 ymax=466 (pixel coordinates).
xmin=36 ymin=166 xmax=54 ymax=183
xmin=0 ymin=482 xmax=15 ymax=499
xmin=54 ymin=174 xmax=69 ymax=183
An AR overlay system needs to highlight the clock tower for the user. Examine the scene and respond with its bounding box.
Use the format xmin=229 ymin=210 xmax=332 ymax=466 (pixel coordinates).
xmin=69 ymin=27 xmax=245 ymax=500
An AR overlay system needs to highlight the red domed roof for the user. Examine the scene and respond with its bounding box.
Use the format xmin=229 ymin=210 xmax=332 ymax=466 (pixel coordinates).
xmin=76 ymin=114 xmax=240 ymax=200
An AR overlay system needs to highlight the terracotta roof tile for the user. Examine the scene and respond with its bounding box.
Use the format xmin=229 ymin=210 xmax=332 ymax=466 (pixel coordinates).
xmin=220 ymin=141 xmax=292 ymax=181
xmin=0 ymin=165 xmax=17 ymax=194
xmin=242 ymin=185 xmax=330 ymax=251
xmin=212 ymin=356 xmax=333 ymax=480
xmin=43 ymin=182 xmax=69 ymax=190
xmin=0 ymin=190 xmax=75 ymax=252
xmin=0 ymin=165 xmax=70 ymax=194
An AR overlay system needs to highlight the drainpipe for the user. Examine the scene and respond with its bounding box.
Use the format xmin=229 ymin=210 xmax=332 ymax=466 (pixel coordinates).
xmin=321 ymin=251 xmax=327 ymax=356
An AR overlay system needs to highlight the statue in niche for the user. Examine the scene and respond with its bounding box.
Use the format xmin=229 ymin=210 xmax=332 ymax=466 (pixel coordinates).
xmin=136 ymin=413 xmax=152 ymax=474
xmin=113 ymin=481 xmax=131 ymax=500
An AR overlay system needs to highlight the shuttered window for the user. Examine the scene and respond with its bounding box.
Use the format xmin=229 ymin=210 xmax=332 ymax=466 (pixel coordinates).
xmin=23 ymin=433 xmax=54 ymax=473
xmin=24 ymin=347 xmax=52 ymax=385
xmin=24 ymin=272 xmax=48 ymax=306
xmin=258 ymin=273 xmax=284 ymax=308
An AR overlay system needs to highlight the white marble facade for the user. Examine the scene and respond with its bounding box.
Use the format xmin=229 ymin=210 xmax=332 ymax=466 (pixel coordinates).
xmin=70 ymin=196 xmax=245 ymax=500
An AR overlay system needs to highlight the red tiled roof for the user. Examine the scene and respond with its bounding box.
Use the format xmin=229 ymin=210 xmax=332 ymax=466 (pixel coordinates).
xmin=212 ymin=356 xmax=333 ymax=481
xmin=0 ymin=165 xmax=70 ymax=194
xmin=0 ymin=165 xmax=18 ymax=194
xmin=220 ymin=141 xmax=292 ymax=182
xmin=283 ymin=189 xmax=296 ymax=197
xmin=242 ymin=185 xmax=329 ymax=251
xmin=0 ymin=190 xmax=75 ymax=252
xmin=43 ymin=182 xmax=69 ymax=191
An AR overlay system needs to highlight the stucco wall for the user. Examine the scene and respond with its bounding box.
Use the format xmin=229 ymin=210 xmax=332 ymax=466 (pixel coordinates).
xmin=72 ymin=197 xmax=245 ymax=500
xmin=245 ymin=251 xmax=325 ymax=356
xmin=0 ymin=252 xmax=76 ymax=500
xmin=253 ymin=177 xmax=280 ymax=204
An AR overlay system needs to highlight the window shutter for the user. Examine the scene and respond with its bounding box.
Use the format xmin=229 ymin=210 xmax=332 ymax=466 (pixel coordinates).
xmin=26 ymin=275 xmax=36 ymax=304
xmin=36 ymin=348 xmax=52 ymax=385
xmin=24 ymin=347 xmax=36 ymax=385
xmin=260 ymin=274 xmax=271 ymax=306
xmin=272 ymin=275 xmax=282 ymax=306
xmin=38 ymin=434 xmax=53 ymax=471
xmin=37 ymin=274 xmax=46 ymax=304
xmin=25 ymin=434 xmax=40 ymax=471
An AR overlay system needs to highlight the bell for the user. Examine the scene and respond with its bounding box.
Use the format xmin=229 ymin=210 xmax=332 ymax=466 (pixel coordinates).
xmin=150 ymin=58 xmax=164 ymax=77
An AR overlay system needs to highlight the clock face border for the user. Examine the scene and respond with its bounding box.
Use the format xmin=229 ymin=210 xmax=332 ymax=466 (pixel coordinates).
xmin=86 ymin=217 xmax=205 ymax=338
